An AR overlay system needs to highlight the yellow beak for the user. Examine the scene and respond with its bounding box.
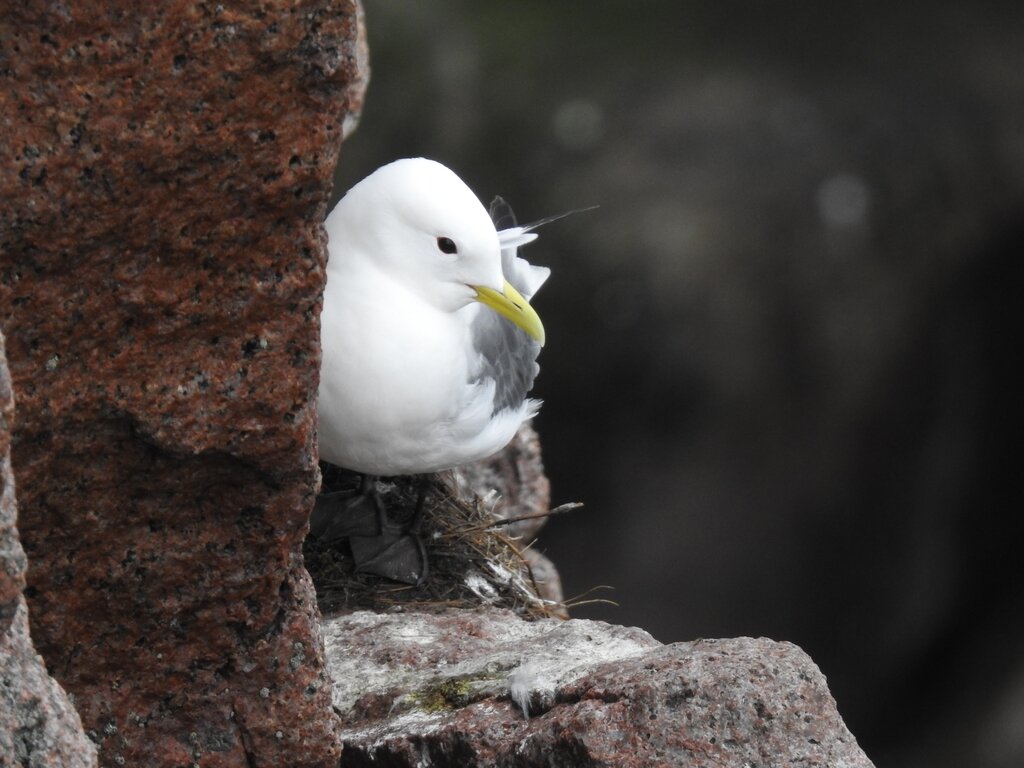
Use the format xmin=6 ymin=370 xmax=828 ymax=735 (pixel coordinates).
xmin=472 ymin=280 xmax=546 ymax=346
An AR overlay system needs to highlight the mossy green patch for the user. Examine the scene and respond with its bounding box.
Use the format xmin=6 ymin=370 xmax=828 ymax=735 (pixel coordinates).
xmin=412 ymin=669 xmax=510 ymax=713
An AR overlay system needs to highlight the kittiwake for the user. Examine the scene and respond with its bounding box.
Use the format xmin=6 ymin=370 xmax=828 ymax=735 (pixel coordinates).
xmin=317 ymin=158 xmax=550 ymax=476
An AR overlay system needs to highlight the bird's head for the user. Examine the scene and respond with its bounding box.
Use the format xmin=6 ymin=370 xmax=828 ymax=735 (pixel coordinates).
xmin=328 ymin=158 xmax=545 ymax=344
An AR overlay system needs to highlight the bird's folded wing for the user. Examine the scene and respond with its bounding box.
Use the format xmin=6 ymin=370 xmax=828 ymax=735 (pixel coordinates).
xmin=475 ymin=196 xmax=548 ymax=413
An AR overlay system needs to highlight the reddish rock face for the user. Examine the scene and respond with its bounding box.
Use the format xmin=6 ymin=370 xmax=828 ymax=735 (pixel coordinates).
xmin=0 ymin=2 xmax=364 ymax=766
xmin=2 ymin=332 xmax=97 ymax=766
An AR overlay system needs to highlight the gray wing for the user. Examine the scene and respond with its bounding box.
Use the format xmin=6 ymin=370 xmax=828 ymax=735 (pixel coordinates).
xmin=470 ymin=198 xmax=549 ymax=414
xmin=471 ymin=304 xmax=542 ymax=414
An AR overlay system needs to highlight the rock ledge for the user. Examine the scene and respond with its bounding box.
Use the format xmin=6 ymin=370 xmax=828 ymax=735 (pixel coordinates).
xmin=324 ymin=608 xmax=875 ymax=768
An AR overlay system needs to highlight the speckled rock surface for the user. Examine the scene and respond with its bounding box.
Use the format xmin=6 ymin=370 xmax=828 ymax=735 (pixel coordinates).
xmin=1 ymin=333 xmax=97 ymax=767
xmin=324 ymin=608 xmax=875 ymax=767
xmin=1 ymin=604 xmax=99 ymax=768
xmin=0 ymin=2 xmax=364 ymax=766
xmin=0 ymin=332 xmax=23 ymax=636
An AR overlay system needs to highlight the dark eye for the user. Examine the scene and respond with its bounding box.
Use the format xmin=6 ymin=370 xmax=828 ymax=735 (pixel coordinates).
xmin=436 ymin=236 xmax=458 ymax=254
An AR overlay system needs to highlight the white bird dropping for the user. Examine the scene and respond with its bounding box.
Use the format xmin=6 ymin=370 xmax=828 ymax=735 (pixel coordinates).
xmin=317 ymin=158 xmax=550 ymax=476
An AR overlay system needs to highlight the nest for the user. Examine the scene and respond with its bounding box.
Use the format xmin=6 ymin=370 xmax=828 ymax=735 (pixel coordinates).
xmin=304 ymin=463 xmax=566 ymax=620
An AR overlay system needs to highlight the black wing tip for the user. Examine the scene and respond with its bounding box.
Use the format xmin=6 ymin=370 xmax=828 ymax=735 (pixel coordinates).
xmin=490 ymin=195 xmax=518 ymax=230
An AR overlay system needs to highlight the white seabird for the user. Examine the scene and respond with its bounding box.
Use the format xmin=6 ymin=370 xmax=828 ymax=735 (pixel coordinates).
xmin=317 ymin=158 xmax=549 ymax=476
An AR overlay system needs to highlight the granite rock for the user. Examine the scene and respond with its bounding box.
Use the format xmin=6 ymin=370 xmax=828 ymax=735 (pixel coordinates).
xmin=519 ymin=547 xmax=564 ymax=609
xmin=1 ymin=605 xmax=99 ymax=768
xmin=324 ymin=608 xmax=875 ymax=767
xmin=1 ymin=332 xmax=97 ymax=767
xmin=0 ymin=332 xmax=23 ymax=635
xmin=0 ymin=2 xmax=364 ymax=766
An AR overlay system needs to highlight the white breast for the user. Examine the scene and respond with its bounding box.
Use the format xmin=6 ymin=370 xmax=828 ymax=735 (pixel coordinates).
xmin=318 ymin=259 xmax=523 ymax=475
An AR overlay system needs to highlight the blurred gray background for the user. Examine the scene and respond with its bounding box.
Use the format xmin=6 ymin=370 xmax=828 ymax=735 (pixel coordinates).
xmin=331 ymin=2 xmax=1024 ymax=766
